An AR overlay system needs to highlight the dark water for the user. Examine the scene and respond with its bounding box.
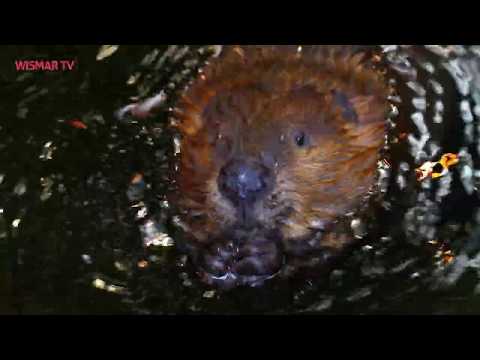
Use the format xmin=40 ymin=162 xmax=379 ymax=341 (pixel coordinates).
xmin=2 ymin=45 xmax=480 ymax=314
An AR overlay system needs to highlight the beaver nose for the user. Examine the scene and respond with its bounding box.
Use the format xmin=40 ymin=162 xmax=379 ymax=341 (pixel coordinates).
xmin=218 ymin=159 xmax=272 ymax=205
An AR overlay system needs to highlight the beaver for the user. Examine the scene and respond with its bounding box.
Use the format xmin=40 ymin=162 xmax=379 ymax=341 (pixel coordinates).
xmin=119 ymin=45 xmax=391 ymax=289
xmin=166 ymin=45 xmax=390 ymax=288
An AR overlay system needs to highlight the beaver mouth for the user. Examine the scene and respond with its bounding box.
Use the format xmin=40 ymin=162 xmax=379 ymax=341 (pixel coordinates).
xmin=189 ymin=222 xmax=334 ymax=289
xmin=192 ymin=227 xmax=284 ymax=289
xmin=198 ymin=269 xmax=281 ymax=289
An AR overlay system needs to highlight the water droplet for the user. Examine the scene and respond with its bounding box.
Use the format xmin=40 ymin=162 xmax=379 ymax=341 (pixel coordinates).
xmin=397 ymin=174 xmax=407 ymax=190
xmin=96 ymin=45 xmax=119 ymax=61
xmin=346 ymin=287 xmax=372 ymax=302
xmin=425 ymin=45 xmax=451 ymax=58
xmin=173 ymin=136 xmax=181 ymax=155
xmin=464 ymin=124 xmax=475 ymax=144
xmin=412 ymin=97 xmax=427 ymax=111
xmin=114 ymin=261 xmax=128 ymax=272
xmin=388 ymin=95 xmax=402 ymax=104
xmin=12 ymin=219 xmax=21 ymax=228
xmin=381 ymin=45 xmax=398 ymax=53
xmin=421 ymin=62 xmax=435 ymax=74
xmin=92 ymin=278 xmax=106 ymax=289
xmin=436 ymin=172 xmax=452 ymax=202
xmin=378 ymin=168 xmax=390 ymax=193
xmin=351 ymin=218 xmax=366 ymax=239
xmin=410 ymin=272 xmax=420 ymax=279
xmin=461 ymin=165 xmax=475 ymax=195
xmin=408 ymin=134 xmax=430 ymax=162
xmin=39 ymin=141 xmax=56 ymax=161
xmin=309 ymin=218 xmax=327 ymax=230
xmin=411 ymin=112 xmax=428 ymax=135
xmin=203 ymin=290 xmax=216 ymax=299
xmin=460 ymin=100 xmax=474 ymax=123
xmin=399 ymin=162 xmax=410 ymax=172
xmin=362 ymin=244 xmax=373 ymax=252
xmin=140 ymin=220 xmax=174 ymax=248
xmin=443 ymin=59 xmax=472 ymax=96
xmin=81 ymin=254 xmax=93 ymax=265
xmin=429 ymin=79 xmax=444 ymax=95
xmin=407 ymin=81 xmax=426 ymax=96
xmin=136 ymin=207 xmax=148 ymax=220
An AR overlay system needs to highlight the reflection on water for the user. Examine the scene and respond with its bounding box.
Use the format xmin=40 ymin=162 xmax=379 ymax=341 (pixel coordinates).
xmin=2 ymin=45 xmax=480 ymax=314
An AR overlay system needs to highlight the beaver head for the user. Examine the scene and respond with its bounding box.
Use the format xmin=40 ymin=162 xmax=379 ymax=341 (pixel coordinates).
xmin=171 ymin=45 xmax=389 ymax=288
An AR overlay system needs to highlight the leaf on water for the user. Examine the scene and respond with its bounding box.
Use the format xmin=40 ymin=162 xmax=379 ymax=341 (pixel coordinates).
xmin=96 ymin=45 xmax=120 ymax=61
xmin=415 ymin=153 xmax=459 ymax=182
xmin=67 ymin=119 xmax=88 ymax=129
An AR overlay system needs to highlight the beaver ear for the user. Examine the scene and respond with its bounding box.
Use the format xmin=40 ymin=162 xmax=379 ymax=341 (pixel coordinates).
xmin=332 ymin=90 xmax=384 ymax=125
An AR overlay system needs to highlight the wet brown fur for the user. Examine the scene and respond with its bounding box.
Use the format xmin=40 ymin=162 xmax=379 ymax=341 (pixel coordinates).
xmin=172 ymin=45 xmax=389 ymax=256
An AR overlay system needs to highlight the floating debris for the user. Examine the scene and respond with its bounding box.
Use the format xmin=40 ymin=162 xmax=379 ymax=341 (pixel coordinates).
xmin=439 ymin=249 xmax=455 ymax=266
xmin=39 ymin=141 xmax=56 ymax=161
xmin=131 ymin=173 xmax=143 ymax=184
xmin=433 ymin=253 xmax=470 ymax=288
xmin=67 ymin=119 xmax=88 ymax=130
xmin=415 ymin=153 xmax=459 ymax=181
xmin=137 ymin=260 xmax=149 ymax=268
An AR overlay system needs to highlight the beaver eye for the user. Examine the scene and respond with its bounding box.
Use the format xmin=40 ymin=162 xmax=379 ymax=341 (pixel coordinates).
xmin=294 ymin=131 xmax=308 ymax=147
